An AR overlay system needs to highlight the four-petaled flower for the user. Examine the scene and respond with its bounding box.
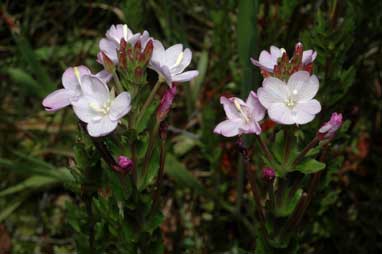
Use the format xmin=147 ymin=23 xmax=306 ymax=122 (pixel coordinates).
xmin=72 ymin=75 xmax=131 ymax=137
xmin=318 ymin=112 xmax=343 ymax=139
xmin=98 ymin=24 xmax=150 ymax=65
xmin=42 ymin=66 xmax=110 ymax=112
xmin=214 ymin=92 xmax=266 ymax=137
xmin=149 ymin=40 xmax=199 ymax=87
xmin=257 ymin=71 xmax=321 ymax=125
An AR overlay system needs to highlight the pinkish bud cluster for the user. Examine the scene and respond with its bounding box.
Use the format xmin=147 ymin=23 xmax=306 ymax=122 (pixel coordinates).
xmin=251 ymin=42 xmax=317 ymax=80
xmin=318 ymin=112 xmax=343 ymax=140
xmin=156 ymin=85 xmax=177 ymax=122
xmin=118 ymin=39 xmax=154 ymax=84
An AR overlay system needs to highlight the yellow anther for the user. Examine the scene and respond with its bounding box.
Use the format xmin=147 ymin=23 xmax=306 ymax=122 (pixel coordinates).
xmin=233 ymin=99 xmax=250 ymax=123
xmin=175 ymin=52 xmax=184 ymax=66
xmin=123 ymin=25 xmax=128 ymax=39
xmin=74 ymin=67 xmax=81 ymax=84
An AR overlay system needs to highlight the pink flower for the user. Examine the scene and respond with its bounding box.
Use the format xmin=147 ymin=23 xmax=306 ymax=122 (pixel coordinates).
xmin=97 ymin=24 xmax=150 ymax=65
xmin=149 ymin=40 xmax=198 ymax=87
xmin=156 ymin=85 xmax=177 ymax=122
xmin=42 ymin=66 xmax=110 ymax=112
xmin=72 ymin=75 xmax=131 ymax=137
xmin=257 ymin=71 xmax=321 ymax=125
xmin=318 ymin=112 xmax=343 ymax=139
xmin=214 ymin=91 xmax=266 ymax=137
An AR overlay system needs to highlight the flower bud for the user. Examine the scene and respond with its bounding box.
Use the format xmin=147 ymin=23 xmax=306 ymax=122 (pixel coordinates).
xmin=318 ymin=112 xmax=343 ymax=140
xmin=134 ymin=40 xmax=142 ymax=59
xmin=118 ymin=39 xmax=127 ymax=69
xmin=117 ymin=155 xmax=133 ymax=171
xmin=262 ymin=167 xmax=275 ymax=183
xmin=156 ymin=85 xmax=177 ymax=122
xmin=101 ymin=51 xmax=115 ymax=73
xmin=143 ymin=40 xmax=153 ymax=64
xmin=291 ymin=42 xmax=303 ymax=66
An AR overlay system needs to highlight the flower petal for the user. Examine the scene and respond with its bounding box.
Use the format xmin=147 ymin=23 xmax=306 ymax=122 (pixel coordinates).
xmin=109 ymin=92 xmax=131 ymax=121
xmin=80 ymin=75 xmax=109 ymax=104
xmin=220 ymin=96 xmax=241 ymax=120
xmin=72 ymin=96 xmax=100 ymax=123
xmin=62 ymin=66 xmax=90 ymax=90
xmin=258 ymin=77 xmax=288 ymax=108
xmin=213 ymin=119 xmax=242 ymax=137
xmin=95 ymin=70 xmax=112 ymax=83
xmin=240 ymin=121 xmax=262 ymax=135
xmin=302 ymin=50 xmax=317 ymax=65
xmin=42 ymin=89 xmax=74 ymax=112
xmin=247 ymin=91 xmax=266 ymax=121
xmin=172 ymin=70 xmax=198 ymax=83
xmin=287 ymin=71 xmax=319 ymax=101
xmin=268 ymin=103 xmax=295 ymax=125
xmin=164 ymin=44 xmax=183 ymax=67
xmin=294 ymin=99 xmax=321 ymax=115
xmin=87 ymin=117 xmax=118 ymax=137
xmin=258 ymin=50 xmax=276 ymax=71
xmin=99 ymin=38 xmax=119 ymax=63
xmin=150 ymin=40 xmax=165 ymax=64
xmin=171 ymin=48 xmax=192 ymax=74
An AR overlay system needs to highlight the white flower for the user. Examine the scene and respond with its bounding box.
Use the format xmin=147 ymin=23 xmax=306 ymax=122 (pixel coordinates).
xmin=149 ymin=40 xmax=198 ymax=86
xmin=72 ymin=75 xmax=131 ymax=137
xmin=42 ymin=66 xmax=110 ymax=112
xmin=257 ymin=71 xmax=321 ymax=125
xmin=98 ymin=24 xmax=150 ymax=65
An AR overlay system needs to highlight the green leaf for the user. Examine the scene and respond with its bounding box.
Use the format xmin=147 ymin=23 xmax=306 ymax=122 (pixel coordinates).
xmin=237 ymin=0 xmax=259 ymax=96
xmin=165 ymin=154 xmax=205 ymax=194
xmin=143 ymin=212 xmax=164 ymax=234
xmin=295 ymin=159 xmax=326 ymax=174
xmin=274 ymin=189 xmax=303 ymax=217
xmin=0 ymin=176 xmax=58 ymax=197
xmin=0 ymin=195 xmax=27 ymax=222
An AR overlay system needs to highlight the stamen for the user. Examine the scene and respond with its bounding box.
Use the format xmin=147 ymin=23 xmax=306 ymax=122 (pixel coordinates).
xmin=74 ymin=67 xmax=81 ymax=84
xmin=233 ymin=99 xmax=250 ymax=123
xmin=175 ymin=52 xmax=184 ymax=66
xmin=123 ymin=25 xmax=128 ymax=40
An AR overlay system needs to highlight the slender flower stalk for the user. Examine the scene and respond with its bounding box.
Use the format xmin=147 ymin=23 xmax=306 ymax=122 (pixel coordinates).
xmin=136 ymin=79 xmax=163 ymax=124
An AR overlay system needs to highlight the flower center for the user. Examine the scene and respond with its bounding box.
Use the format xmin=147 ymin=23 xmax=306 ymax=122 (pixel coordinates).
xmin=233 ymin=99 xmax=250 ymax=123
xmin=89 ymin=100 xmax=112 ymax=115
xmin=285 ymin=97 xmax=296 ymax=108
xmin=89 ymin=88 xmax=115 ymax=118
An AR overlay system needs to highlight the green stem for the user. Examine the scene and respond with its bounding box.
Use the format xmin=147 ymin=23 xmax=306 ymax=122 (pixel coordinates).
xmin=141 ymin=121 xmax=160 ymax=180
xmin=112 ymin=71 xmax=124 ymax=92
xmin=136 ymin=79 xmax=162 ymax=124
xmin=256 ymin=135 xmax=274 ymax=163
xmin=151 ymin=135 xmax=166 ymax=213
xmin=291 ymin=136 xmax=319 ymax=168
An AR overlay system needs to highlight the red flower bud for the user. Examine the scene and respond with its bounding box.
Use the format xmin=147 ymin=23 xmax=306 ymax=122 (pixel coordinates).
xmin=143 ymin=40 xmax=154 ymax=64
